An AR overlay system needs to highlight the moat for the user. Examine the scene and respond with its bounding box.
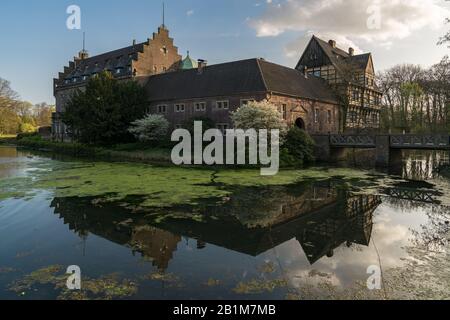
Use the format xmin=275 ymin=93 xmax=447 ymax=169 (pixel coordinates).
xmin=0 ymin=146 xmax=449 ymax=300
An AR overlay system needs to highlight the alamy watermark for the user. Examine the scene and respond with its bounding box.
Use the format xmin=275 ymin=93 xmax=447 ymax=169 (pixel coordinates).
xmin=171 ymin=122 xmax=280 ymax=176
xmin=66 ymin=5 xmax=81 ymax=30
xmin=367 ymin=0 xmax=381 ymax=30
xmin=66 ymin=265 xmax=81 ymax=290
xmin=366 ymin=265 xmax=382 ymax=290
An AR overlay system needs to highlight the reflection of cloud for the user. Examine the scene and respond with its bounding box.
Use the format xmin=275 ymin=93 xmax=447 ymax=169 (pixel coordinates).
xmin=264 ymin=203 xmax=430 ymax=291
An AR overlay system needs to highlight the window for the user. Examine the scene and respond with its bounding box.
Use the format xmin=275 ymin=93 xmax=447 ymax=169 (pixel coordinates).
xmin=281 ymin=104 xmax=287 ymax=120
xmin=162 ymin=46 xmax=168 ymax=55
xmin=216 ymin=100 xmax=229 ymax=110
xmin=240 ymin=99 xmax=254 ymax=107
xmin=349 ymin=111 xmax=358 ymax=123
xmin=217 ymin=123 xmax=229 ymax=134
xmin=157 ymin=105 xmax=167 ymax=113
xmin=153 ymin=66 xmax=158 ymax=73
xmin=116 ymin=68 xmax=122 ymax=74
xmin=163 ymin=66 xmax=167 ymax=72
xmin=327 ymin=110 xmax=332 ymax=124
xmin=313 ymin=70 xmax=321 ymax=77
xmin=82 ymin=75 xmax=88 ymax=81
xmin=314 ymin=109 xmax=320 ymax=123
xmin=175 ymin=104 xmax=185 ymax=113
xmin=352 ymin=90 xmax=360 ymax=101
xmin=372 ymin=113 xmax=379 ymax=124
xmin=195 ymin=102 xmax=206 ymax=112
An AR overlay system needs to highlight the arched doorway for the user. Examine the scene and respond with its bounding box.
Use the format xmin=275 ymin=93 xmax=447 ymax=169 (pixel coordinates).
xmin=295 ymin=118 xmax=305 ymax=130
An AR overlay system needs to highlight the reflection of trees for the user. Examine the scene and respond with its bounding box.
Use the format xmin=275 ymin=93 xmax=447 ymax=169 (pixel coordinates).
xmin=411 ymin=206 xmax=450 ymax=252
xmin=399 ymin=150 xmax=450 ymax=180
xmin=51 ymin=197 xmax=181 ymax=271
xmin=50 ymin=182 xmax=382 ymax=267
xmin=212 ymin=182 xmax=338 ymax=229
xmin=382 ymin=197 xmax=450 ymax=251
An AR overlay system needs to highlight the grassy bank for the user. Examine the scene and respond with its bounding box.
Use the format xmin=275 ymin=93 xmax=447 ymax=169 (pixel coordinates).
xmin=0 ymin=135 xmax=17 ymax=144
xmin=15 ymin=136 xmax=172 ymax=164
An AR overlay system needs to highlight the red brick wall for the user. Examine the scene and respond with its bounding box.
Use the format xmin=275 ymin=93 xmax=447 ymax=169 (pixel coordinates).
xmin=149 ymin=93 xmax=340 ymax=134
xmin=133 ymin=27 xmax=182 ymax=76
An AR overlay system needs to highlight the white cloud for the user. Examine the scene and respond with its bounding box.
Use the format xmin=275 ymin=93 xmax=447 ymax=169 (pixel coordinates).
xmin=186 ymin=9 xmax=194 ymax=17
xmin=250 ymin=0 xmax=448 ymax=43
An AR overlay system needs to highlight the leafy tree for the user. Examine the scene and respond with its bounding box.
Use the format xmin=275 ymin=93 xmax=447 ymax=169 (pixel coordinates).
xmin=34 ymin=103 xmax=55 ymax=127
xmin=0 ymin=78 xmax=19 ymax=135
xmin=378 ymin=57 xmax=450 ymax=133
xmin=282 ymin=127 xmax=315 ymax=166
xmin=438 ymin=18 xmax=450 ymax=47
xmin=18 ymin=122 xmax=37 ymax=134
xmin=128 ymin=114 xmax=169 ymax=143
xmin=63 ymin=71 xmax=147 ymax=145
xmin=231 ymin=101 xmax=287 ymax=134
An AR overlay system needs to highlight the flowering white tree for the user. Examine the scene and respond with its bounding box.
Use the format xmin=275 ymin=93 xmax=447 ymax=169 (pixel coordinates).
xmin=231 ymin=100 xmax=287 ymax=134
xmin=128 ymin=114 xmax=169 ymax=142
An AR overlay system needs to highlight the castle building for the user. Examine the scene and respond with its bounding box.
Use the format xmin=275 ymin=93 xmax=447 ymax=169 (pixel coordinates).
xmin=53 ymin=25 xmax=381 ymax=140
xmin=296 ymin=36 xmax=382 ymax=132
xmin=53 ymin=26 xmax=182 ymax=140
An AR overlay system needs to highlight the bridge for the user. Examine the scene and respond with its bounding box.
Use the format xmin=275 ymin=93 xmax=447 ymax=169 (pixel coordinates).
xmin=312 ymin=134 xmax=450 ymax=166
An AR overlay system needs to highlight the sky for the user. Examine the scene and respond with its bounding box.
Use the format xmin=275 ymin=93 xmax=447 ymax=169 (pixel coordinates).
xmin=0 ymin=0 xmax=449 ymax=105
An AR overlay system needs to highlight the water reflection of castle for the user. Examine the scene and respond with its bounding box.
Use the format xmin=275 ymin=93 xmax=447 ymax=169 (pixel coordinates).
xmin=51 ymin=182 xmax=381 ymax=269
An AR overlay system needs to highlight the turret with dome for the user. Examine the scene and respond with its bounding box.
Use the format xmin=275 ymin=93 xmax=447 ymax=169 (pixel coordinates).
xmin=180 ymin=51 xmax=198 ymax=70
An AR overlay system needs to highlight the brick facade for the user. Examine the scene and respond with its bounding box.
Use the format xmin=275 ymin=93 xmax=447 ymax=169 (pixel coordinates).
xmin=149 ymin=92 xmax=340 ymax=134
xmin=53 ymin=26 xmax=181 ymax=141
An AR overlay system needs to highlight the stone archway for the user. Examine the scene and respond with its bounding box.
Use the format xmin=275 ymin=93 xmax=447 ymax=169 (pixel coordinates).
xmin=295 ymin=118 xmax=306 ymax=130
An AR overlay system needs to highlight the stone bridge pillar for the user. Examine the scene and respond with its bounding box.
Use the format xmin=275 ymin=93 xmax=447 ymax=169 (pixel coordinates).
xmin=312 ymin=135 xmax=348 ymax=162
xmin=375 ymin=135 xmax=402 ymax=167
xmin=312 ymin=135 xmax=331 ymax=162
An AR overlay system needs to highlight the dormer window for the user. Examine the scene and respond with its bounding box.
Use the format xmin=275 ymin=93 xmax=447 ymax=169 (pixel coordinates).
xmin=82 ymin=75 xmax=88 ymax=81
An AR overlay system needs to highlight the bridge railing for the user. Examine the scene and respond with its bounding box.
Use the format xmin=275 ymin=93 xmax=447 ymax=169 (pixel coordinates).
xmin=390 ymin=134 xmax=450 ymax=149
xmin=329 ymin=135 xmax=376 ymax=147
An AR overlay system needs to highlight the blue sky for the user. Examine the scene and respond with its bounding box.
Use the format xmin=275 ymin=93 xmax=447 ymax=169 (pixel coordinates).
xmin=0 ymin=0 xmax=449 ymax=104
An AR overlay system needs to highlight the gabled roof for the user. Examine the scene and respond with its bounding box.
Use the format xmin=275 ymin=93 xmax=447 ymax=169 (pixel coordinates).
xmin=257 ymin=59 xmax=338 ymax=103
xmin=145 ymin=58 xmax=338 ymax=104
xmin=298 ymin=36 xmax=373 ymax=74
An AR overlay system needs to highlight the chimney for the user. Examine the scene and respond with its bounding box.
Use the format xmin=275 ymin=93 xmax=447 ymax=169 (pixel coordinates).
xmin=303 ymin=66 xmax=308 ymax=79
xmin=132 ymin=39 xmax=136 ymax=46
xmin=197 ymin=59 xmax=207 ymax=74
xmin=328 ymin=39 xmax=336 ymax=48
xmin=348 ymin=47 xmax=354 ymax=56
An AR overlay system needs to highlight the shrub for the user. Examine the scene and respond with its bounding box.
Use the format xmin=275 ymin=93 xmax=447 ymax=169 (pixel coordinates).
xmin=128 ymin=114 xmax=170 ymax=143
xmin=16 ymin=131 xmax=39 ymax=140
xmin=231 ymin=101 xmax=287 ymax=135
xmin=282 ymin=127 xmax=315 ymax=166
